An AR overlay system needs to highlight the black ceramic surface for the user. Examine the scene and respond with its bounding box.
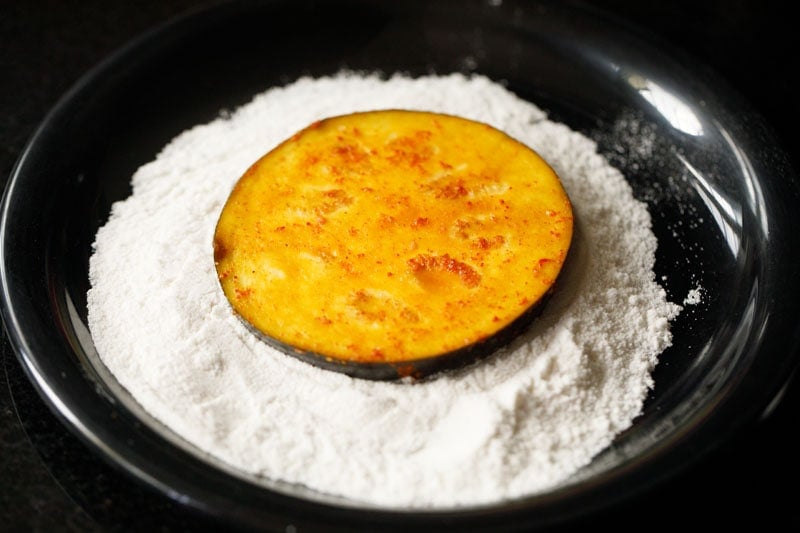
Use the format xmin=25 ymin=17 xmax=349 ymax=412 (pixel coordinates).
xmin=2 ymin=0 xmax=800 ymax=531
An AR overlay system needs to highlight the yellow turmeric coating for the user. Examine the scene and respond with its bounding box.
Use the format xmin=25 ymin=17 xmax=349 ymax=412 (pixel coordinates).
xmin=213 ymin=110 xmax=573 ymax=363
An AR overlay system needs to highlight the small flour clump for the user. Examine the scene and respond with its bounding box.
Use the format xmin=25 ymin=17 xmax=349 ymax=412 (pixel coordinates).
xmin=684 ymin=286 xmax=703 ymax=305
xmin=87 ymin=72 xmax=681 ymax=508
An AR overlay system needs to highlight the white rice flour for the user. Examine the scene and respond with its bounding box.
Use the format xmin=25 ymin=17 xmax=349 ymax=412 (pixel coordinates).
xmin=87 ymin=73 xmax=681 ymax=508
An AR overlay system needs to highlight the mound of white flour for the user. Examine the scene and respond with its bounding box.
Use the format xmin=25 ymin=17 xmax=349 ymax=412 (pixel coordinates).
xmin=87 ymin=73 xmax=681 ymax=508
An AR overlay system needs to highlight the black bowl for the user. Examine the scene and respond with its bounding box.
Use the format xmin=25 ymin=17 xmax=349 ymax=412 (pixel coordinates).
xmin=2 ymin=0 xmax=800 ymax=530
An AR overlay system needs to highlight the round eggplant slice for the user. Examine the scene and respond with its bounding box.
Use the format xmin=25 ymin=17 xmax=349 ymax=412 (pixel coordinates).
xmin=213 ymin=110 xmax=573 ymax=380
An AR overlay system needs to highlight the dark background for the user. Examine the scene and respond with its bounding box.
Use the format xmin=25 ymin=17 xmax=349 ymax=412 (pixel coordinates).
xmin=2 ymin=1 xmax=798 ymax=531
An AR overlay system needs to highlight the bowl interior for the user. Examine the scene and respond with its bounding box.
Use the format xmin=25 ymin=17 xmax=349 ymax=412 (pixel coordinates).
xmin=3 ymin=0 xmax=799 ymax=529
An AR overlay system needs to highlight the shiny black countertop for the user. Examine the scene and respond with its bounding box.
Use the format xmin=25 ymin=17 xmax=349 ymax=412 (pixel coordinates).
xmin=2 ymin=1 xmax=799 ymax=531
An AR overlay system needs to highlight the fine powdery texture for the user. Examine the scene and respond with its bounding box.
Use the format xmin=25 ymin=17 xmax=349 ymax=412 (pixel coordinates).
xmin=87 ymin=73 xmax=681 ymax=508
